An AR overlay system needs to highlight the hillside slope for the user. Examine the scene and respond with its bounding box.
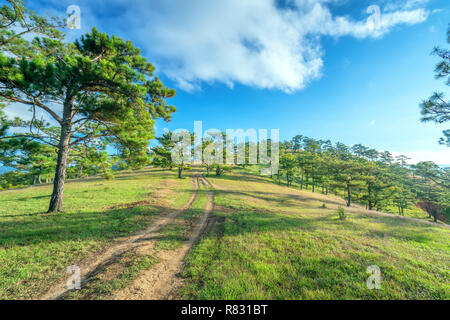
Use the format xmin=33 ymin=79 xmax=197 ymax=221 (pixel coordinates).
xmin=0 ymin=169 xmax=193 ymax=299
xmin=0 ymin=168 xmax=448 ymax=300
xmin=180 ymin=171 xmax=450 ymax=300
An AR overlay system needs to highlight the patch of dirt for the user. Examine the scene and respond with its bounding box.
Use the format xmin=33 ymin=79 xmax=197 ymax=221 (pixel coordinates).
xmin=113 ymin=176 xmax=216 ymax=300
xmin=105 ymin=179 xmax=178 ymax=211
xmin=63 ymin=249 xmax=152 ymax=300
xmin=39 ymin=175 xmax=199 ymax=300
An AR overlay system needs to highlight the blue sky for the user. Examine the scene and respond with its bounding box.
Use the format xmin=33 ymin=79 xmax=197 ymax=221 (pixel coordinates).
xmin=6 ymin=0 xmax=450 ymax=164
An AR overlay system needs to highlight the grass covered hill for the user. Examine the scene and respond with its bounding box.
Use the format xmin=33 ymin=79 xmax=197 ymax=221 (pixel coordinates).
xmin=0 ymin=167 xmax=448 ymax=300
xmin=0 ymin=169 xmax=193 ymax=299
xmin=181 ymin=170 xmax=449 ymax=299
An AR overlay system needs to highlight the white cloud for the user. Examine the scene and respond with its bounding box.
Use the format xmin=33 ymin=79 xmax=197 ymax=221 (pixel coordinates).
xmin=392 ymin=150 xmax=450 ymax=165
xmin=34 ymin=0 xmax=430 ymax=92
xmin=383 ymin=0 xmax=431 ymax=11
xmin=120 ymin=0 xmax=428 ymax=92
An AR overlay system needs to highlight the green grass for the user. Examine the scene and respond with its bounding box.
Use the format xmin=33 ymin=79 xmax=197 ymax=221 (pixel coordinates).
xmin=181 ymin=170 xmax=450 ymax=300
xmin=155 ymin=182 xmax=209 ymax=251
xmin=63 ymin=250 xmax=158 ymax=300
xmin=242 ymin=165 xmax=433 ymax=223
xmin=155 ymin=223 xmax=189 ymax=251
xmin=0 ymin=168 xmax=192 ymax=299
xmin=2 ymin=167 xmax=449 ymax=300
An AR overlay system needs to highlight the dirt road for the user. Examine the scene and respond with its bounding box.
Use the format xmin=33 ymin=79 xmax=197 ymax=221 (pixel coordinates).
xmin=40 ymin=174 xmax=210 ymax=300
xmin=113 ymin=175 xmax=214 ymax=300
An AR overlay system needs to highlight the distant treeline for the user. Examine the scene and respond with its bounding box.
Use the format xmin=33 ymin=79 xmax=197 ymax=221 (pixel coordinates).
xmin=277 ymin=135 xmax=449 ymax=223
xmin=0 ymin=143 xmax=131 ymax=190
xmin=2 ymin=130 xmax=449 ymax=223
xmin=148 ymin=131 xmax=449 ymax=223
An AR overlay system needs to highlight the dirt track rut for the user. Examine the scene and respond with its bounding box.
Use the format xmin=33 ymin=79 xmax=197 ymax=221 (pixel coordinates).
xmin=113 ymin=175 xmax=214 ymax=300
xmin=40 ymin=174 xmax=201 ymax=300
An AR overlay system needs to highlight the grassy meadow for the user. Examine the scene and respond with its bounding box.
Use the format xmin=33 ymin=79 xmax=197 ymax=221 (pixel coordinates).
xmin=1 ymin=0 xmax=449 ymax=304
xmin=0 ymin=169 xmax=192 ymax=299
xmin=0 ymin=167 xmax=448 ymax=300
xmin=181 ymin=171 xmax=450 ymax=300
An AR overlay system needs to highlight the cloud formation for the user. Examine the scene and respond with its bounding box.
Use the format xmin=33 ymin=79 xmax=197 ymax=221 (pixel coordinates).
xmin=120 ymin=0 xmax=428 ymax=92
xmin=33 ymin=0 xmax=429 ymax=92
xmin=392 ymin=150 xmax=450 ymax=165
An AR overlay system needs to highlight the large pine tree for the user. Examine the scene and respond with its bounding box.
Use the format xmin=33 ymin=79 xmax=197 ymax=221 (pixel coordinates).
xmin=0 ymin=1 xmax=176 ymax=212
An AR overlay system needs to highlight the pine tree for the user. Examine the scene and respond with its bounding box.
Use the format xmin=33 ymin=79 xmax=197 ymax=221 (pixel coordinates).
xmin=0 ymin=2 xmax=176 ymax=212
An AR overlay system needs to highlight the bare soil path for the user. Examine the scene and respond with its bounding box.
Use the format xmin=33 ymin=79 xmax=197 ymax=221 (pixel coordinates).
xmin=113 ymin=175 xmax=215 ymax=300
xmin=40 ymin=174 xmax=200 ymax=300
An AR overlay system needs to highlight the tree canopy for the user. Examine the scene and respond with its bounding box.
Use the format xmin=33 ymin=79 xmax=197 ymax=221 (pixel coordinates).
xmin=279 ymin=135 xmax=448 ymax=223
xmin=0 ymin=1 xmax=176 ymax=212
xmin=420 ymin=24 xmax=450 ymax=147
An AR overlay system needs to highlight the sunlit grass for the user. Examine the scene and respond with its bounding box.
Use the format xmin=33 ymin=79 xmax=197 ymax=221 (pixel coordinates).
xmin=63 ymin=250 xmax=159 ymax=300
xmin=181 ymin=170 xmax=450 ymax=300
xmin=0 ymin=168 xmax=192 ymax=299
xmin=155 ymin=183 xmax=209 ymax=251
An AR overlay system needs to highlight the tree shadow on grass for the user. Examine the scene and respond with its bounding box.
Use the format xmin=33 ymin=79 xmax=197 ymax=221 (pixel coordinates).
xmin=207 ymin=174 xmax=447 ymax=245
xmin=212 ymin=173 xmax=272 ymax=185
xmin=0 ymin=203 xmax=177 ymax=247
xmin=0 ymin=175 xmax=195 ymax=247
xmin=203 ymin=187 xmax=446 ymax=249
xmin=13 ymin=195 xmax=50 ymax=202
xmin=213 ymin=188 xmax=346 ymax=211
xmin=346 ymin=213 xmax=445 ymax=244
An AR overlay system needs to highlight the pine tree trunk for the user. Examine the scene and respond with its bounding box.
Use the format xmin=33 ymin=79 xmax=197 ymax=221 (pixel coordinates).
xmin=78 ymin=165 xmax=83 ymax=178
xmin=216 ymin=165 xmax=221 ymax=176
xmin=346 ymin=182 xmax=351 ymax=207
xmin=48 ymin=127 xmax=71 ymax=212
xmin=48 ymin=99 xmax=73 ymax=213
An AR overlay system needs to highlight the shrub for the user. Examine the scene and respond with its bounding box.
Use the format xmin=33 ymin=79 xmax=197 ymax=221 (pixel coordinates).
xmin=103 ymin=172 xmax=115 ymax=180
xmin=338 ymin=206 xmax=346 ymax=220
